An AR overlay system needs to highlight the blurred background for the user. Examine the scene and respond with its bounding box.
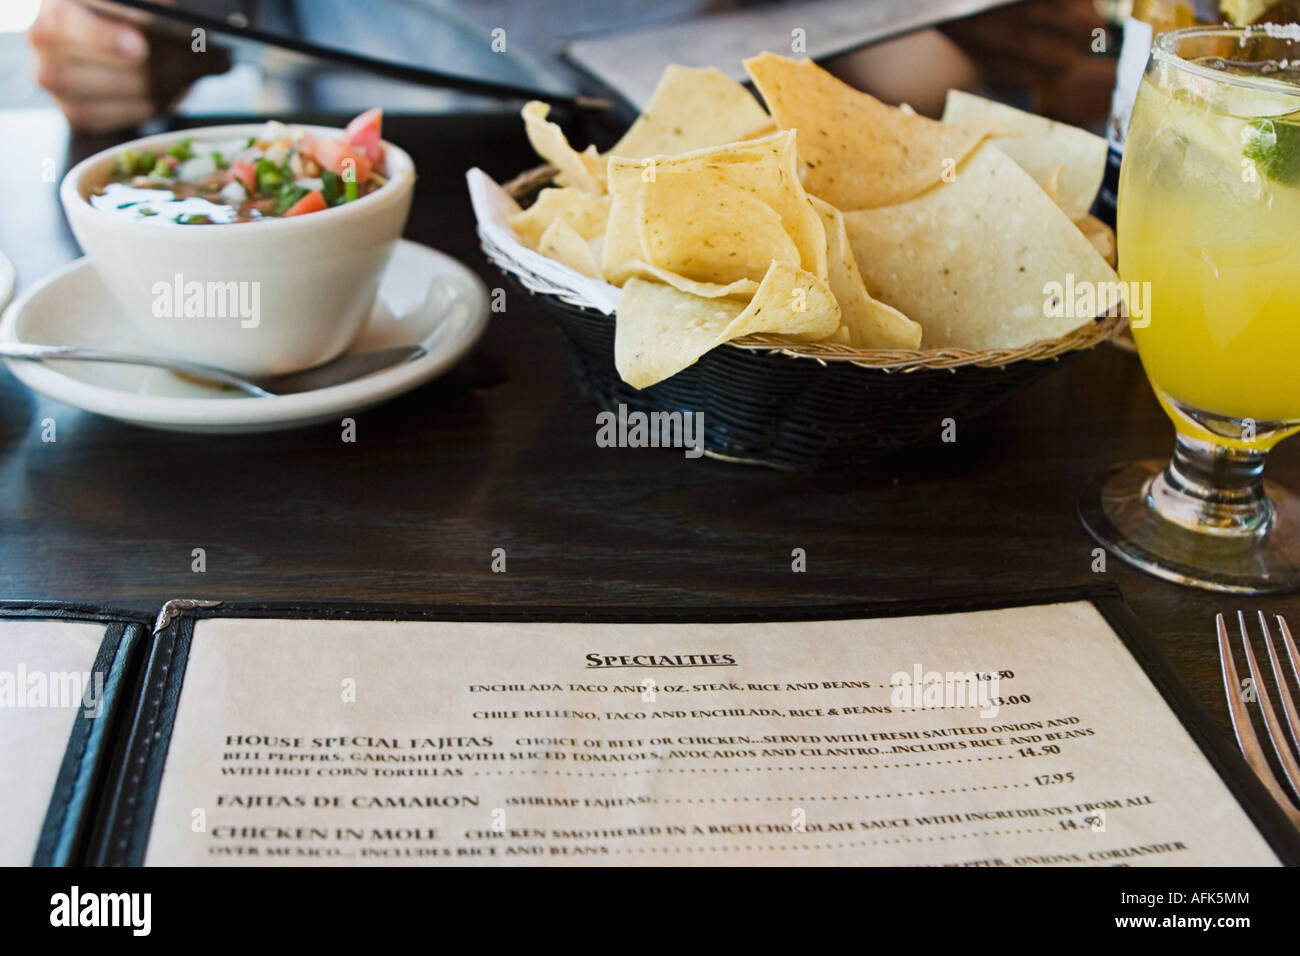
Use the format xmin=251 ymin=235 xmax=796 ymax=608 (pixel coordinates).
xmin=2 ymin=1 xmax=47 ymax=108
xmin=5 ymin=0 xmax=1125 ymax=132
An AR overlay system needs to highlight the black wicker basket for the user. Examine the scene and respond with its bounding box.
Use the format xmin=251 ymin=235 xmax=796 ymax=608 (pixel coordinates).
xmin=495 ymin=166 xmax=1123 ymax=471
xmin=516 ymin=280 xmax=1112 ymax=470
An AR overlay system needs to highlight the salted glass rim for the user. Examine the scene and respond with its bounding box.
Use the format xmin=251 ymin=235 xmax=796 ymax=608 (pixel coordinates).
xmin=1151 ymin=23 xmax=1300 ymax=99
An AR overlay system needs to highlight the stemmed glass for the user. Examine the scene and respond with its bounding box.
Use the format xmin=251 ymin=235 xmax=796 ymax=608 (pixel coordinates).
xmin=1080 ymin=25 xmax=1300 ymax=593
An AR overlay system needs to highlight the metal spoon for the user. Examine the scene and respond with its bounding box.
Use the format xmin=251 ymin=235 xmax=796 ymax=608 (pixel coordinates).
xmin=0 ymin=343 xmax=425 ymax=397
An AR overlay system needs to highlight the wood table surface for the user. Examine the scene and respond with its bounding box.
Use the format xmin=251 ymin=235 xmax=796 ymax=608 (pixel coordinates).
xmin=1 ymin=110 xmax=1296 ymax=734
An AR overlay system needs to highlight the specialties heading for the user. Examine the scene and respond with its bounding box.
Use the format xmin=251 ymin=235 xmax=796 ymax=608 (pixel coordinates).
xmin=585 ymin=653 xmax=737 ymax=668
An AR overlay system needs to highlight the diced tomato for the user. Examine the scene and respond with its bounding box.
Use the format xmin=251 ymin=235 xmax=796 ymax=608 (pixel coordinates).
xmin=283 ymin=190 xmax=327 ymax=217
xmin=344 ymin=108 xmax=385 ymax=165
xmin=230 ymin=160 xmax=258 ymax=193
xmin=310 ymin=139 xmax=373 ymax=184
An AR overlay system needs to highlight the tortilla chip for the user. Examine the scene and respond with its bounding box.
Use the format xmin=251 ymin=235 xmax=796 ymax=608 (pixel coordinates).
xmin=614 ymin=262 xmax=839 ymax=388
xmin=610 ymin=65 xmax=775 ymax=159
xmin=549 ymin=145 xmax=604 ymax=190
xmin=744 ymin=53 xmax=996 ymax=210
xmin=638 ymin=167 xmax=798 ymax=284
xmin=842 ymin=145 xmax=1121 ymax=350
xmin=722 ymin=260 xmax=840 ymax=343
xmin=603 ymin=131 xmax=827 ymax=286
xmin=507 ymin=187 xmax=610 ymax=249
xmin=615 ymin=280 xmax=747 ymax=388
xmin=942 ymin=90 xmax=1107 ymax=221
xmin=601 ymin=159 xmax=649 ymax=285
xmin=522 ymin=101 xmax=605 ymax=195
xmin=1075 ymin=214 xmax=1117 ymax=267
xmin=809 ymin=197 xmax=922 ymax=349
xmin=1041 ymin=163 xmax=1064 ymax=204
xmin=538 ymin=218 xmax=603 ymax=278
xmin=674 ymin=132 xmax=828 ymax=281
xmin=623 ymin=261 xmax=760 ymax=298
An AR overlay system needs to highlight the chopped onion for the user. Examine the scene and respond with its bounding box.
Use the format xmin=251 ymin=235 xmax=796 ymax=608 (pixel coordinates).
xmin=206 ymin=138 xmax=250 ymax=159
xmin=257 ymin=120 xmax=294 ymax=143
xmin=177 ymin=156 xmax=217 ymax=183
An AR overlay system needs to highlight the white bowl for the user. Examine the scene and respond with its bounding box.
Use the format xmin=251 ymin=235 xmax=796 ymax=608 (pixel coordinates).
xmin=60 ymin=123 xmax=414 ymax=377
xmin=1 ymin=240 xmax=490 ymax=433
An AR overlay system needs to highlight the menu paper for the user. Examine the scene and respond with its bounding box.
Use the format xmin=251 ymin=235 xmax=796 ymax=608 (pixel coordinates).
xmin=142 ymin=603 xmax=1281 ymax=866
xmin=0 ymin=619 xmax=107 ymax=865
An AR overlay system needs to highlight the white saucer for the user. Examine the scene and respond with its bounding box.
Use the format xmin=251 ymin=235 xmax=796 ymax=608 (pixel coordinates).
xmin=0 ymin=240 xmax=489 ymax=433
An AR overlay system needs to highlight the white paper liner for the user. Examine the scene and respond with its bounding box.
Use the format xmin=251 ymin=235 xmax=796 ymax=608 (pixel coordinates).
xmin=466 ymin=167 xmax=620 ymax=314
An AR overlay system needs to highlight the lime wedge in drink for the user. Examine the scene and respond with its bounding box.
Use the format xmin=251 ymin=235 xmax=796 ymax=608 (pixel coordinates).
xmin=1242 ymin=117 xmax=1300 ymax=185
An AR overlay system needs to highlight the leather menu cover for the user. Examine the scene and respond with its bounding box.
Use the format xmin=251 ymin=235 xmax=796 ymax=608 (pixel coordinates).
xmin=0 ymin=602 xmax=147 ymax=866
xmin=83 ymin=588 xmax=1300 ymax=867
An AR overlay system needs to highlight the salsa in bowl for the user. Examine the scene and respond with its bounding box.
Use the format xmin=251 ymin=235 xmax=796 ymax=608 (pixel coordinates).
xmin=90 ymin=109 xmax=390 ymax=225
xmin=61 ymin=112 xmax=414 ymax=377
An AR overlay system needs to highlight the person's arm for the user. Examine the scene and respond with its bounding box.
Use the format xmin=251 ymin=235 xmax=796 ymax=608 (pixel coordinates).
xmin=941 ymin=0 xmax=1114 ymax=124
xmin=826 ymin=29 xmax=978 ymax=117
xmin=29 ymin=0 xmax=160 ymax=131
xmin=826 ymin=0 xmax=1113 ymax=125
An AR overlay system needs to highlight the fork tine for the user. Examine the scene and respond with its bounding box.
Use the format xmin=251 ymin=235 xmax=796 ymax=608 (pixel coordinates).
xmin=1217 ymin=613 xmax=1300 ymax=827
xmin=1265 ymin=614 xmax=1300 ymax=760
xmin=1238 ymin=611 xmax=1300 ymax=802
xmin=1276 ymin=616 xmax=1300 ymax=700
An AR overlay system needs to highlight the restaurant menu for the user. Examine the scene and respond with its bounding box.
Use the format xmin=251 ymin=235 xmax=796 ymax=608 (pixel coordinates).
xmin=137 ymin=601 xmax=1282 ymax=866
xmin=0 ymin=618 xmax=109 ymax=865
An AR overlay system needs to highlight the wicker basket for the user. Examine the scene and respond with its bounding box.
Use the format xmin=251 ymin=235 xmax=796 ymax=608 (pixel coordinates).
xmin=498 ymin=165 xmax=1124 ymax=471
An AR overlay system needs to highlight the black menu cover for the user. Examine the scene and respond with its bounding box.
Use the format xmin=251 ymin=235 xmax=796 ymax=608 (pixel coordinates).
xmin=0 ymin=602 xmax=147 ymax=866
xmin=51 ymin=587 xmax=1300 ymax=867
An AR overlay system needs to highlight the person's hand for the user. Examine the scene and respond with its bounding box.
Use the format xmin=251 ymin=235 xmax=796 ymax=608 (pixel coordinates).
xmin=942 ymin=0 xmax=1107 ymax=92
xmin=942 ymin=0 xmax=1115 ymax=124
xmin=28 ymin=0 xmax=163 ymax=132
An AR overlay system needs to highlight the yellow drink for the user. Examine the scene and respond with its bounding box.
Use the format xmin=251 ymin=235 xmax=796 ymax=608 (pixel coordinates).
xmin=1083 ymin=26 xmax=1300 ymax=594
xmin=1119 ymin=72 xmax=1300 ymax=428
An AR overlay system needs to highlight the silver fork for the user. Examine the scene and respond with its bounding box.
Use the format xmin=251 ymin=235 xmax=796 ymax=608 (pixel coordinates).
xmin=1217 ymin=611 xmax=1300 ymax=828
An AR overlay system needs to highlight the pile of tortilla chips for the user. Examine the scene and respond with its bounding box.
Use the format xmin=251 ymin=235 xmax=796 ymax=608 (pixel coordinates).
xmin=507 ymin=54 xmax=1120 ymax=389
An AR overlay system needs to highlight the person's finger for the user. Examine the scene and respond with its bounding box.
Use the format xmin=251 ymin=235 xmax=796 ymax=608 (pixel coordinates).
xmin=29 ymin=0 xmax=149 ymax=69
xmin=967 ymin=38 xmax=1064 ymax=88
xmin=963 ymin=29 xmax=1079 ymax=75
xmin=1025 ymin=0 xmax=1107 ymax=32
xmin=951 ymin=0 xmax=1102 ymax=52
xmin=982 ymin=59 xmax=1055 ymax=91
xmin=52 ymin=94 xmax=157 ymax=133
xmin=1020 ymin=8 xmax=1106 ymax=43
xmin=35 ymin=58 xmax=150 ymax=101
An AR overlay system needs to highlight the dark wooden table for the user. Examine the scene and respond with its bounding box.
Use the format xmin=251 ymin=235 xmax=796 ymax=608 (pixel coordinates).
xmin=1 ymin=110 xmax=1296 ymax=733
